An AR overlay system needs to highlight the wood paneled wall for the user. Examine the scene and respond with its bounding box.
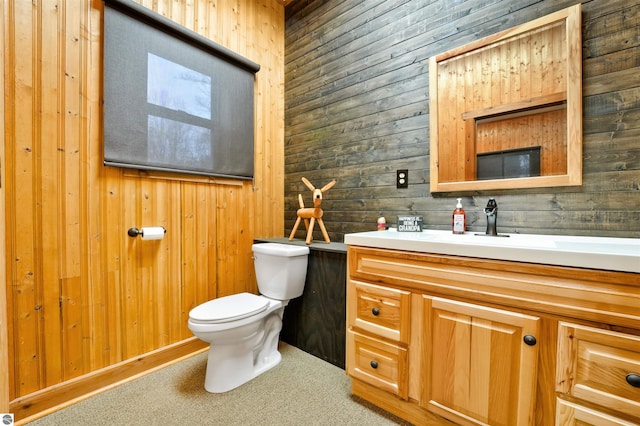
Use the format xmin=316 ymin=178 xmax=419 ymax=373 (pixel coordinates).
xmin=2 ymin=0 xmax=285 ymax=421
xmin=284 ymin=0 xmax=640 ymax=240
xmin=0 ymin=0 xmax=8 ymax=415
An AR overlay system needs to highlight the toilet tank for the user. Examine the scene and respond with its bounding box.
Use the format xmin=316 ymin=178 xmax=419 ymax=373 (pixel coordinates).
xmin=252 ymin=243 xmax=309 ymax=300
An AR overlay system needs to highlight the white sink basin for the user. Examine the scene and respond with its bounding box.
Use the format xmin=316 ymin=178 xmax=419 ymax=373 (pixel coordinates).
xmin=344 ymin=229 xmax=640 ymax=273
xmin=432 ymin=232 xmax=557 ymax=248
xmin=554 ymin=240 xmax=638 ymax=255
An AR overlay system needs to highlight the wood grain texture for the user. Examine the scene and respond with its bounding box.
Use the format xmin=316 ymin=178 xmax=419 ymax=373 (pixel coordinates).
xmin=3 ymin=0 xmax=286 ymax=420
xmin=556 ymin=322 xmax=640 ymax=424
xmin=555 ymin=398 xmax=637 ymax=425
xmin=348 ymin=246 xmax=640 ymax=330
xmin=0 ymin=0 xmax=8 ymax=414
xmin=347 ymin=245 xmax=640 ymax=425
xmin=285 ymin=0 xmax=640 ymax=240
xmin=424 ymin=296 xmax=540 ymax=425
xmin=280 ymin=248 xmax=347 ymax=368
xmin=347 ymin=330 xmax=409 ymax=399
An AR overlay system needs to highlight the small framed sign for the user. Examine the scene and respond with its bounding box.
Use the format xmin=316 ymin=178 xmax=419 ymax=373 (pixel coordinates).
xmin=397 ymin=215 xmax=423 ymax=232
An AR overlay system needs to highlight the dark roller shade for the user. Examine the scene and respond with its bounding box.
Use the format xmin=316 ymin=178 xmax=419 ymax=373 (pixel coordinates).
xmin=103 ymin=0 xmax=259 ymax=179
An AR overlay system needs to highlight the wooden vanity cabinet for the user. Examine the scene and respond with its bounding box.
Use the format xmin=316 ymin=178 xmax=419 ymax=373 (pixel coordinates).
xmin=345 ymin=246 xmax=640 ymax=426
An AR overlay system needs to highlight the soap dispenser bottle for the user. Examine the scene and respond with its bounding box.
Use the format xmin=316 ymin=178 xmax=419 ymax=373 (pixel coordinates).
xmin=452 ymin=198 xmax=466 ymax=234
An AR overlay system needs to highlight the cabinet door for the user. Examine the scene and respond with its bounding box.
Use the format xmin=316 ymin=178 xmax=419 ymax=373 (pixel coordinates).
xmin=422 ymin=296 xmax=540 ymax=426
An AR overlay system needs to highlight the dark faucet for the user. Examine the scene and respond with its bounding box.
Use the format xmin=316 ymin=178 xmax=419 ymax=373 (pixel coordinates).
xmin=484 ymin=198 xmax=498 ymax=236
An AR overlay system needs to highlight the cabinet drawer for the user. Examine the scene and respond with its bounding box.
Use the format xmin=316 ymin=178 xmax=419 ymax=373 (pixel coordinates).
xmin=555 ymin=398 xmax=637 ymax=426
xmin=346 ymin=330 xmax=408 ymax=399
xmin=557 ymin=322 xmax=640 ymax=421
xmin=349 ymin=280 xmax=411 ymax=343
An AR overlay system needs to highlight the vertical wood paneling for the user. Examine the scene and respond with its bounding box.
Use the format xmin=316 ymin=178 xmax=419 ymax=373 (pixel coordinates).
xmin=3 ymin=0 xmax=285 ymax=419
xmin=216 ymin=181 xmax=256 ymax=297
xmin=168 ymin=183 xmax=184 ymax=343
xmin=194 ymin=184 xmax=213 ymax=308
xmin=39 ymin=0 xmax=63 ymax=389
xmin=475 ymin=109 xmax=568 ymax=176
xmin=121 ymin=177 xmax=138 ymax=359
xmin=180 ymin=181 xmax=199 ymax=322
xmin=10 ymin=0 xmax=39 ymax=399
xmin=61 ymin=0 xmax=86 ymax=383
xmin=102 ymin=167 xmax=124 ymax=367
xmin=0 ymin=0 xmax=8 ymax=414
xmin=86 ymin=0 xmax=108 ymax=372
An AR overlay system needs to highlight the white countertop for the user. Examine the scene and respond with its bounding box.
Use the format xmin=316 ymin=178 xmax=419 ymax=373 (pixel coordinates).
xmin=344 ymin=229 xmax=640 ymax=273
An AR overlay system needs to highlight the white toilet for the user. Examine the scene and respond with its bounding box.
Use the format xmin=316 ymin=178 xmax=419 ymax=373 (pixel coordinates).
xmin=188 ymin=243 xmax=309 ymax=393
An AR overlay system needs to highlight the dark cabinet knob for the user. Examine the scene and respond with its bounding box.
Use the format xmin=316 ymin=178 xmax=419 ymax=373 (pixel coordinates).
xmin=627 ymin=373 xmax=640 ymax=388
xmin=372 ymin=307 xmax=380 ymax=316
xmin=370 ymin=360 xmax=378 ymax=369
xmin=523 ymin=335 xmax=537 ymax=346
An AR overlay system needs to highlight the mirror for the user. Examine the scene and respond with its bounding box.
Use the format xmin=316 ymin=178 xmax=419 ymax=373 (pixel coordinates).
xmin=429 ymin=5 xmax=582 ymax=192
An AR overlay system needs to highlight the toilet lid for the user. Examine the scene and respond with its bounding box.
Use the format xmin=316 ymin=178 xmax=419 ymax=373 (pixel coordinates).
xmin=189 ymin=292 xmax=269 ymax=324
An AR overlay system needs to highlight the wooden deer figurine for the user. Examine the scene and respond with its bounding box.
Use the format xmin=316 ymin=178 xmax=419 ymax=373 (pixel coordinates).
xmin=288 ymin=177 xmax=337 ymax=244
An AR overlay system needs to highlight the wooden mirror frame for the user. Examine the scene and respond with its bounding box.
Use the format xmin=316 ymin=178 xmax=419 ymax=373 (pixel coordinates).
xmin=429 ymin=5 xmax=582 ymax=193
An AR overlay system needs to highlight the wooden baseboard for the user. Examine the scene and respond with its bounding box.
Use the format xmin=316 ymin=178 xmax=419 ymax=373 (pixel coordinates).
xmin=11 ymin=338 xmax=208 ymax=424
xmin=351 ymin=378 xmax=454 ymax=425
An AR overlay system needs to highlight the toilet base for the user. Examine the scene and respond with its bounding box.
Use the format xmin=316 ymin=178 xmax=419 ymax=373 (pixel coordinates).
xmin=253 ymin=349 xmax=282 ymax=381
xmin=202 ymin=309 xmax=284 ymax=393
xmin=203 ymin=344 xmax=282 ymax=393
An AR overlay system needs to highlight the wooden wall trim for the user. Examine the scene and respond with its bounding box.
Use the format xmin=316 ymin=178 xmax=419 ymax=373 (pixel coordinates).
xmin=11 ymin=338 xmax=208 ymax=424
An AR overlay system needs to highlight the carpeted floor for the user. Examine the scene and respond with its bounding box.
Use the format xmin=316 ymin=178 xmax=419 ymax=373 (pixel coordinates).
xmin=28 ymin=342 xmax=410 ymax=425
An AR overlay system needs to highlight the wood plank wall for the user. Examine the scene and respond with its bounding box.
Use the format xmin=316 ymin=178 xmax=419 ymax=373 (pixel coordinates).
xmin=2 ymin=0 xmax=285 ymax=421
xmin=284 ymin=0 xmax=640 ymax=241
xmin=0 ymin=0 xmax=8 ymax=415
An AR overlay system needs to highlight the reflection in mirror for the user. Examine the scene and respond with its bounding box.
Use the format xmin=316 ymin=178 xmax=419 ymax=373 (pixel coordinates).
xmin=477 ymin=147 xmax=541 ymax=181
xmin=429 ymin=5 xmax=582 ymax=192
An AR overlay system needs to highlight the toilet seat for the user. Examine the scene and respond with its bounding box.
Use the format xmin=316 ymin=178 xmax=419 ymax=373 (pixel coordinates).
xmin=189 ymin=292 xmax=269 ymax=324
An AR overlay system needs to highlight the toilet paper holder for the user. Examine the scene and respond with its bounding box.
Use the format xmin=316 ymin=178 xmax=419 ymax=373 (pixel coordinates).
xmin=127 ymin=226 xmax=166 ymax=238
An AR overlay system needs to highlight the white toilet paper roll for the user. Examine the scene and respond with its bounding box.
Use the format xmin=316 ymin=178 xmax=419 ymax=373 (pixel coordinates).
xmin=140 ymin=227 xmax=166 ymax=240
